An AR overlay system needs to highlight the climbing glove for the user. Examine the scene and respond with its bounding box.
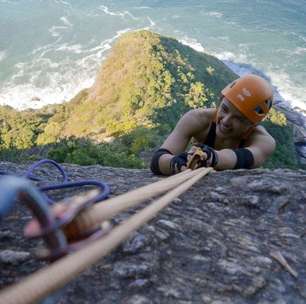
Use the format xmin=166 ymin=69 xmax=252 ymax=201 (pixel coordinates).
xmin=188 ymin=144 xmax=219 ymax=169
xmin=169 ymin=152 xmax=188 ymax=174
xmin=170 ymin=145 xmax=218 ymax=174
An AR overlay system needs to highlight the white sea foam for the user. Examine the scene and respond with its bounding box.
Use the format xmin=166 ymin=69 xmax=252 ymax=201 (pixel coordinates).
xmin=11 ymin=63 xmax=25 ymax=81
xmin=287 ymin=31 xmax=306 ymax=43
xmin=31 ymin=37 xmax=62 ymax=56
xmin=267 ymin=70 xmax=306 ymax=110
xmin=48 ymin=25 xmax=68 ymax=37
xmin=0 ymin=78 xmax=94 ymax=110
xmin=147 ymin=17 xmax=156 ymax=27
xmin=215 ymin=51 xmax=243 ymax=62
xmin=56 ymin=43 xmax=83 ymax=54
xmin=48 ymin=16 xmax=73 ymax=38
xmin=0 ymin=50 xmax=7 ymax=62
xmin=133 ymin=6 xmax=151 ymax=10
xmin=181 ymin=37 xmax=250 ymax=74
xmin=293 ymin=47 xmax=306 ymax=55
xmin=98 ymin=5 xmax=139 ymax=20
xmin=180 ymin=37 xmax=207 ymax=53
xmin=0 ymin=28 xmax=132 ymax=110
xmin=207 ymin=11 xmax=223 ymax=18
xmin=53 ymin=0 xmax=71 ymax=8
xmin=60 ymin=16 xmax=73 ymax=27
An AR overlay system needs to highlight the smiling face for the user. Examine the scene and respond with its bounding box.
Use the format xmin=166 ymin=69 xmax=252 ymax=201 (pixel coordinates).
xmin=216 ymin=97 xmax=255 ymax=139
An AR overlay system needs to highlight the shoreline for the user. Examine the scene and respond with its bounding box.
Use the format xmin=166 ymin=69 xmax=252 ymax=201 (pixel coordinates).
xmin=0 ymin=31 xmax=305 ymax=114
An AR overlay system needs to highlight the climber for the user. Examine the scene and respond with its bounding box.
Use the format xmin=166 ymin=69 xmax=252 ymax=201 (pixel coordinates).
xmin=150 ymin=74 xmax=276 ymax=175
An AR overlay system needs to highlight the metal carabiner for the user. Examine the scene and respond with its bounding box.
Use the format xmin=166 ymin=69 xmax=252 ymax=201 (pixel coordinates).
xmin=0 ymin=175 xmax=111 ymax=261
xmin=0 ymin=176 xmax=68 ymax=260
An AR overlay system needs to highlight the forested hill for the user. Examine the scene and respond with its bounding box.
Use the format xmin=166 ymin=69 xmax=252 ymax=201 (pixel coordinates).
xmin=0 ymin=31 xmax=299 ymax=169
xmin=39 ymin=30 xmax=237 ymax=141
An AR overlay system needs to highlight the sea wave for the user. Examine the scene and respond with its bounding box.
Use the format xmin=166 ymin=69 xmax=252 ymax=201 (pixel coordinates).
xmin=53 ymin=0 xmax=71 ymax=8
xmin=98 ymin=5 xmax=139 ymax=21
xmin=288 ymin=31 xmax=306 ymax=43
xmin=31 ymin=37 xmax=61 ymax=56
xmin=147 ymin=17 xmax=156 ymax=27
xmin=267 ymin=70 xmax=306 ymax=110
xmin=0 ymin=28 xmax=132 ymax=110
xmin=207 ymin=11 xmax=223 ymax=18
xmin=0 ymin=50 xmax=6 ymax=62
xmin=55 ymin=43 xmax=83 ymax=54
xmin=49 ymin=25 xmax=69 ymax=38
xmin=60 ymin=16 xmax=73 ymax=27
xmin=0 ymin=75 xmax=94 ymax=110
xmin=180 ymin=37 xmax=207 ymax=53
xmin=292 ymin=47 xmax=306 ymax=55
xmin=132 ymin=6 xmax=152 ymax=10
xmin=48 ymin=16 xmax=73 ymax=38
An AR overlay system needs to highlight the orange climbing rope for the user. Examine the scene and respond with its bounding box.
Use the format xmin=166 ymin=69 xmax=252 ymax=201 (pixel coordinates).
xmin=0 ymin=167 xmax=213 ymax=304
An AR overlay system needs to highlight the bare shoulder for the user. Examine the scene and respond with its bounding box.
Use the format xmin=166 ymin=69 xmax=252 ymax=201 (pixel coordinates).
xmin=247 ymin=124 xmax=276 ymax=151
xmin=251 ymin=125 xmax=274 ymax=139
xmin=244 ymin=125 xmax=276 ymax=167
xmin=195 ymin=108 xmax=216 ymax=122
xmin=160 ymin=108 xmax=216 ymax=155
xmin=180 ymin=108 xmax=215 ymax=134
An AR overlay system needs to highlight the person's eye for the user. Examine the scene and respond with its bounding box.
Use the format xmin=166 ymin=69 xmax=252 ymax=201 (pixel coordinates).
xmin=222 ymin=105 xmax=228 ymax=113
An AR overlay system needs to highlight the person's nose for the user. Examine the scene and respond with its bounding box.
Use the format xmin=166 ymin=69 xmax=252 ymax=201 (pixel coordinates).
xmin=221 ymin=113 xmax=233 ymax=127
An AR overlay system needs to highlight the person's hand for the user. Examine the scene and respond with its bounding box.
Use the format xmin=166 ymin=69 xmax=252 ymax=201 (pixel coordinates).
xmin=196 ymin=144 xmax=218 ymax=167
xmin=187 ymin=144 xmax=218 ymax=168
xmin=186 ymin=146 xmax=205 ymax=169
xmin=169 ymin=152 xmax=188 ymax=174
xmin=24 ymin=203 xmax=68 ymax=237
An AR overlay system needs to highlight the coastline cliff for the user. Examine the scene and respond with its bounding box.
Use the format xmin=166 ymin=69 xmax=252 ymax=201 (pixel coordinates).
xmin=0 ymin=30 xmax=302 ymax=169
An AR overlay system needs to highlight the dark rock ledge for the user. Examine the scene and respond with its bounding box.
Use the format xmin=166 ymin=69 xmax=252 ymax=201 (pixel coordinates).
xmin=0 ymin=162 xmax=306 ymax=304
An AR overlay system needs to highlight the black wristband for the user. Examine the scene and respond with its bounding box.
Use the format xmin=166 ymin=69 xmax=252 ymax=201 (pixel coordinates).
xmin=150 ymin=148 xmax=173 ymax=175
xmin=233 ymin=148 xmax=254 ymax=169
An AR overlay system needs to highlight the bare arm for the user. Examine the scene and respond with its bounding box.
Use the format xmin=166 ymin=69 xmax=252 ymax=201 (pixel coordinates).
xmin=158 ymin=109 xmax=209 ymax=175
xmin=214 ymin=126 xmax=276 ymax=170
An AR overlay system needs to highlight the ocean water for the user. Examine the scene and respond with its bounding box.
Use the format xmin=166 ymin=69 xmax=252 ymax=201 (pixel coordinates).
xmin=0 ymin=0 xmax=305 ymax=111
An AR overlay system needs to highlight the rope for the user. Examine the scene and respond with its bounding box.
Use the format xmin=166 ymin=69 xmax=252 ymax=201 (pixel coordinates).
xmin=0 ymin=167 xmax=212 ymax=304
xmin=63 ymin=168 xmax=205 ymax=234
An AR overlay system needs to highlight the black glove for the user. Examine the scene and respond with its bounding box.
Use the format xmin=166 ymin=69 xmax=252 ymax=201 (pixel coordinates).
xmin=170 ymin=152 xmax=188 ymax=174
xmin=195 ymin=144 xmax=218 ymax=167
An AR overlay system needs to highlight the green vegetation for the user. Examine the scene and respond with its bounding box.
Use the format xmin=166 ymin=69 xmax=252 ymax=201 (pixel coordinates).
xmin=262 ymin=108 xmax=299 ymax=169
xmin=0 ymin=30 xmax=301 ymax=169
xmin=36 ymin=30 xmax=237 ymax=140
xmin=0 ymin=105 xmax=46 ymax=149
xmin=47 ymin=137 xmax=144 ymax=168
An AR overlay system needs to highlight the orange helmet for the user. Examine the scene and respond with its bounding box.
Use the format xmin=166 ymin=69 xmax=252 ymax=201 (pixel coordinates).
xmin=221 ymin=74 xmax=273 ymax=124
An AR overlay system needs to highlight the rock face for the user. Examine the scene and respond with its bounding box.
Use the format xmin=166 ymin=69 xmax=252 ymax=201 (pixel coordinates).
xmin=276 ymin=103 xmax=306 ymax=164
xmin=0 ymin=162 xmax=306 ymax=303
xmin=293 ymin=124 xmax=306 ymax=165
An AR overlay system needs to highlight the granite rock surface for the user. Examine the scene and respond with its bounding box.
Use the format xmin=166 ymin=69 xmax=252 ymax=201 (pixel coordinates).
xmin=0 ymin=162 xmax=306 ymax=304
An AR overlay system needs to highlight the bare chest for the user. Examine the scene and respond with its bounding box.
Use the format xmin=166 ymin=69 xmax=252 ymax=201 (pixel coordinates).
xmin=192 ymin=127 xmax=242 ymax=150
